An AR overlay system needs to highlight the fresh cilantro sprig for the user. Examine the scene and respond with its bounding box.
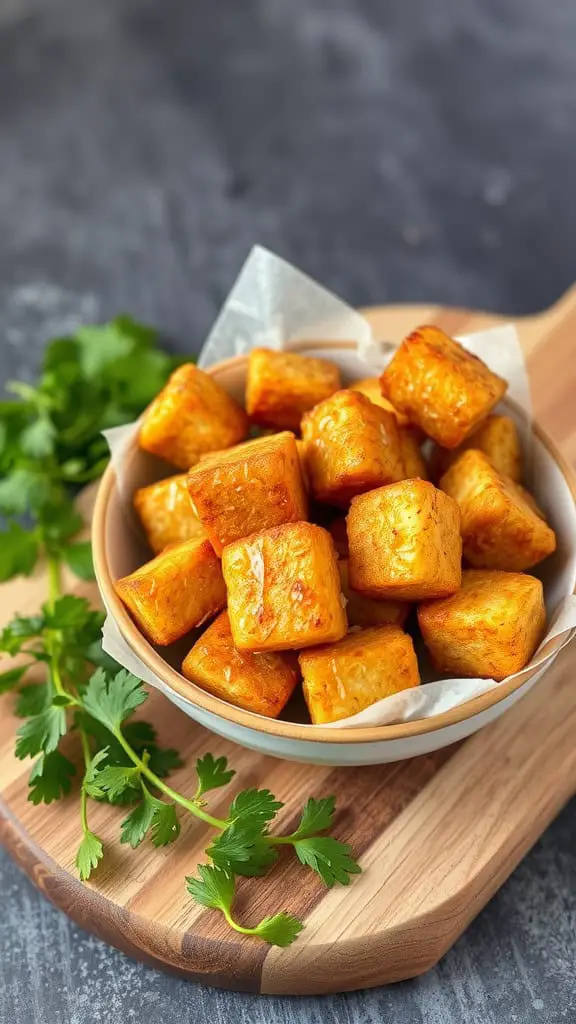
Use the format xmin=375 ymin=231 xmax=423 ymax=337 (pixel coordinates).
xmin=0 ymin=315 xmax=361 ymax=948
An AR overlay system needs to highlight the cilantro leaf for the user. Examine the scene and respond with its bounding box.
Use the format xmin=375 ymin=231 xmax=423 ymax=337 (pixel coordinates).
xmin=227 ymin=788 xmax=283 ymax=829
xmin=120 ymin=797 xmax=156 ymax=849
xmin=0 ymin=664 xmax=29 ymax=694
xmin=186 ymin=863 xmax=235 ymax=911
xmin=293 ymin=837 xmax=361 ymax=888
xmin=62 ymin=541 xmax=95 ymax=581
xmin=290 ymin=796 xmax=336 ymax=839
xmin=146 ymin=745 xmax=183 ymax=778
xmin=207 ymin=824 xmax=278 ymax=877
xmin=76 ymin=831 xmax=104 ymax=881
xmin=84 ymin=762 xmax=142 ymax=803
xmin=15 ymin=705 xmax=67 ymax=758
xmin=0 ymin=524 xmax=39 ymax=582
xmin=0 ymin=614 xmax=45 ymax=655
xmin=84 ymin=640 xmax=119 ymax=673
xmin=20 ymin=416 xmax=56 ymax=458
xmin=195 ymin=753 xmax=235 ymax=798
xmin=251 ymin=914 xmax=304 ymax=947
xmin=15 ymin=683 xmax=49 ymax=717
xmin=0 ymin=468 xmax=51 ymax=515
xmin=28 ymin=751 xmax=76 ymax=805
xmin=82 ymin=669 xmax=147 ymax=733
xmin=44 ymin=595 xmax=94 ymax=630
xmin=150 ymin=802 xmax=180 ymax=847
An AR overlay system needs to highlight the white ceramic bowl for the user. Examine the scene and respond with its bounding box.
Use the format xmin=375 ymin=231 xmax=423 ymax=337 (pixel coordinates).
xmin=92 ymin=339 xmax=576 ymax=766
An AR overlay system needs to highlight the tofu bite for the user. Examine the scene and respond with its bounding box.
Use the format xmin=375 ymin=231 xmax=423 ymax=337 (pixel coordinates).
xmin=338 ymin=560 xmax=410 ymax=628
xmin=134 ymin=474 xmax=206 ymax=554
xmin=181 ymin=611 xmax=299 ymax=717
xmin=186 ymin=431 xmax=307 ymax=555
xmin=246 ymin=348 xmax=341 ymax=431
xmin=418 ymin=569 xmax=546 ymax=681
xmin=222 ymin=522 xmax=347 ymax=651
xmin=350 ymin=377 xmax=412 ymax=427
xmin=439 ymin=449 xmax=556 ymax=571
xmin=301 ymin=390 xmax=404 ymax=506
xmin=300 ymin=625 xmax=420 ymax=724
xmin=430 ymin=414 xmax=522 ymax=483
xmin=380 ymin=326 xmax=507 ymax=448
xmin=348 ymin=480 xmax=462 ymax=600
xmin=139 ymin=363 xmax=248 ymax=470
xmin=114 ymin=538 xmax=226 ymax=646
xmin=398 ymin=427 xmax=429 ymax=480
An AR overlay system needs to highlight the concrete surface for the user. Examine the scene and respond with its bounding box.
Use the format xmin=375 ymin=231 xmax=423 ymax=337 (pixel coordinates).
xmin=0 ymin=1 xmax=575 ymax=1021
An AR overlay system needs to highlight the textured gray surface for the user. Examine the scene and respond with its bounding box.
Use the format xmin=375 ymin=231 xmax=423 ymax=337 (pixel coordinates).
xmin=0 ymin=0 xmax=575 ymax=1021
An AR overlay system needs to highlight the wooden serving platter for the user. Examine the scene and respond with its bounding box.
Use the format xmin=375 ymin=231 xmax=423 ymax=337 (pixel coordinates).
xmin=1 ymin=295 xmax=576 ymax=995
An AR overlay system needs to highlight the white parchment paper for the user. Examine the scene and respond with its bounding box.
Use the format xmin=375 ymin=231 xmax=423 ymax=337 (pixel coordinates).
xmin=100 ymin=246 xmax=576 ymax=729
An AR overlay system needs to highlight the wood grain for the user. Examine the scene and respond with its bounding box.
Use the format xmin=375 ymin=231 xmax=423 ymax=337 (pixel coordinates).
xmin=1 ymin=295 xmax=576 ymax=994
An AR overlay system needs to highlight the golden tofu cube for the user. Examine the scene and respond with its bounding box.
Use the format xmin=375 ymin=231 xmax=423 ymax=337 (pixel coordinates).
xmin=517 ymin=484 xmax=546 ymax=520
xmin=418 ymin=569 xmax=546 ymax=680
xmin=348 ymin=480 xmax=462 ymax=600
xmin=338 ymin=560 xmax=410 ymax=628
xmin=222 ymin=522 xmax=347 ymax=651
xmin=186 ymin=431 xmax=308 ymax=555
xmin=301 ymin=390 xmax=404 ymax=506
xmin=300 ymin=625 xmax=420 ymax=724
xmin=327 ymin=515 xmax=349 ymax=558
xmin=139 ymin=363 xmax=248 ymax=470
xmin=245 ymin=347 xmax=341 ymax=431
xmin=439 ymin=449 xmax=556 ymax=571
xmin=350 ymin=377 xmax=412 ymax=427
xmin=181 ymin=610 xmax=299 ymax=717
xmin=399 ymin=427 xmax=429 ymax=480
xmin=380 ymin=326 xmax=507 ymax=448
xmin=430 ymin=414 xmax=522 ymax=482
xmin=134 ymin=474 xmax=207 ymax=554
xmin=114 ymin=538 xmax=226 ymax=646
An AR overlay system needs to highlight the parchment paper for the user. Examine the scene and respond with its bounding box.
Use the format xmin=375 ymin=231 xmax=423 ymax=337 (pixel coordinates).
xmin=101 ymin=246 xmax=576 ymax=729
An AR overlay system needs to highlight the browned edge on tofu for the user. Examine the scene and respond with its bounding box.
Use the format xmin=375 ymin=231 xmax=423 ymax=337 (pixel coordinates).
xmin=92 ymin=340 xmax=576 ymax=745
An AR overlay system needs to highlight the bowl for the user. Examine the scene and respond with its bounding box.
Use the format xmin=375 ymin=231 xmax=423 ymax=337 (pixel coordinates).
xmin=92 ymin=339 xmax=576 ymax=766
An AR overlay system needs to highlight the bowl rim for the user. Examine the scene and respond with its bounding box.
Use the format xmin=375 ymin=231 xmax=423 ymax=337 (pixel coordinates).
xmin=92 ymin=338 xmax=576 ymax=745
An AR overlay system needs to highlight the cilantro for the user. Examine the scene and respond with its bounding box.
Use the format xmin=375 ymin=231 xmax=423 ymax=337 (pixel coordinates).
xmin=0 ymin=524 xmax=39 ymax=582
xmin=15 ymin=684 xmax=49 ymax=717
xmin=28 ymin=751 xmax=76 ymax=805
xmin=290 ymin=796 xmax=336 ymax=839
xmin=76 ymin=831 xmax=104 ymax=882
xmin=62 ymin=541 xmax=95 ymax=581
xmin=0 ymin=664 xmax=29 ymax=694
xmin=15 ymin=705 xmax=67 ymax=758
xmin=207 ymin=824 xmax=278 ymax=877
xmin=292 ymin=837 xmax=361 ymax=888
xmin=82 ymin=669 xmax=147 ymax=733
xmin=227 ymin=787 xmax=283 ymax=828
xmin=195 ymin=753 xmax=235 ymax=798
xmin=186 ymin=865 xmax=303 ymax=947
xmin=120 ymin=784 xmax=179 ymax=849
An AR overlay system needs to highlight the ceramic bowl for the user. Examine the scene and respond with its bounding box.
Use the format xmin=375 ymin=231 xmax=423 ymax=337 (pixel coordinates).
xmin=92 ymin=340 xmax=576 ymax=766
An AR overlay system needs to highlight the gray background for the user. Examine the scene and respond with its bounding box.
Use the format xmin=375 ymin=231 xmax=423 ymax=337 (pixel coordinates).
xmin=1 ymin=0 xmax=575 ymax=1021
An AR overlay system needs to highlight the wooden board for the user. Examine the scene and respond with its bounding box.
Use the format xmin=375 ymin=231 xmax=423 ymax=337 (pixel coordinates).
xmin=1 ymin=293 xmax=576 ymax=995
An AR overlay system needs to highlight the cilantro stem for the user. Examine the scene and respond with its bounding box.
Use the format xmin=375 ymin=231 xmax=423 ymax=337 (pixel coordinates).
xmin=79 ymin=731 xmax=92 ymax=836
xmin=221 ymin=907 xmax=263 ymax=937
xmin=112 ymin=728 xmax=229 ymax=831
xmin=47 ymin=554 xmax=61 ymax=612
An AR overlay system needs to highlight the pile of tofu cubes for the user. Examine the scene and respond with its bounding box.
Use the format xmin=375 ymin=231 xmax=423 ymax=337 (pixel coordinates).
xmin=115 ymin=327 xmax=557 ymax=724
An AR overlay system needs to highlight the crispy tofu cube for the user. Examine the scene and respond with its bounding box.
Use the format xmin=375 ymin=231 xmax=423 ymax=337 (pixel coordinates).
xmin=328 ymin=515 xmax=349 ymax=558
xmin=439 ymin=449 xmax=556 ymax=571
xmin=350 ymin=377 xmax=412 ymax=427
xmin=338 ymin=560 xmax=410 ymax=628
xmin=399 ymin=428 xmax=429 ymax=480
xmin=114 ymin=538 xmax=226 ymax=646
xmin=139 ymin=363 xmax=248 ymax=470
xmin=380 ymin=326 xmax=507 ymax=448
xmin=245 ymin=348 xmax=341 ymax=431
xmin=430 ymin=415 xmax=522 ymax=482
xmin=348 ymin=480 xmax=462 ymax=600
xmin=517 ymin=484 xmax=547 ymax=521
xmin=300 ymin=625 xmax=420 ymax=724
xmin=134 ymin=474 xmax=207 ymax=554
xmin=181 ymin=610 xmax=299 ymax=717
xmin=418 ymin=569 xmax=546 ymax=680
xmin=186 ymin=431 xmax=308 ymax=555
xmin=301 ymin=390 xmax=404 ymax=506
xmin=222 ymin=522 xmax=347 ymax=651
